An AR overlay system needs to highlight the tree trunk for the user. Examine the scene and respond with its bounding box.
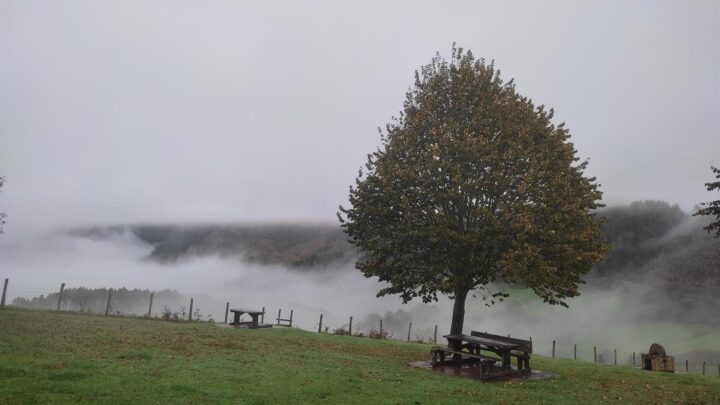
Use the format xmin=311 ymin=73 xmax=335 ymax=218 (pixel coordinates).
xmin=449 ymin=286 xmax=470 ymax=351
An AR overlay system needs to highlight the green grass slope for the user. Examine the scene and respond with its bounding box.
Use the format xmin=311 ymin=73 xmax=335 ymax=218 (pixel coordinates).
xmin=0 ymin=308 xmax=718 ymax=404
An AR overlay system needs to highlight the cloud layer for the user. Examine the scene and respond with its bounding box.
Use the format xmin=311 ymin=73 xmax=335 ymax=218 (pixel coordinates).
xmin=1 ymin=1 xmax=719 ymax=233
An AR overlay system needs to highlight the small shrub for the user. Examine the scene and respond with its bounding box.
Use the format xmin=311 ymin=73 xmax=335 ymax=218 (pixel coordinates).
xmin=160 ymin=306 xmax=182 ymax=321
xmin=368 ymin=329 xmax=389 ymax=339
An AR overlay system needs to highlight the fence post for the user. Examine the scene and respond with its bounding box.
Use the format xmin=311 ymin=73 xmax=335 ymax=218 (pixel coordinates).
xmin=614 ymin=349 xmax=617 ymax=365
xmin=318 ymin=314 xmax=323 ymax=333
xmin=574 ymin=344 xmax=577 ymax=360
xmin=434 ymin=325 xmax=438 ymax=343
xmin=277 ymin=309 xmax=281 ymax=325
xmin=380 ymin=319 xmax=383 ymax=336
xmin=56 ymin=283 xmax=65 ymax=311
xmin=349 ymin=316 xmax=353 ymax=335
xmin=261 ymin=307 xmax=265 ymax=323
xmin=105 ymin=289 xmax=112 ymax=316
xmin=686 ymin=359 xmax=689 ymax=372
xmin=594 ymin=346 xmax=597 ymax=363
xmin=703 ymin=361 xmax=706 ymax=375
xmin=633 ymin=352 xmax=636 ymax=366
xmin=188 ymin=298 xmax=193 ymax=321
xmin=0 ymin=278 xmax=8 ymax=309
xmin=224 ymin=302 xmax=230 ymax=323
xmin=147 ymin=292 xmax=154 ymax=318
xmin=552 ymin=340 xmax=556 ymax=358
xmin=407 ymin=322 xmax=412 ymax=341
xmin=289 ymin=310 xmax=293 ymax=327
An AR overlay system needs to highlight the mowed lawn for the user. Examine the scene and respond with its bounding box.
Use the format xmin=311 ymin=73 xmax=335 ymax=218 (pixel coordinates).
xmin=0 ymin=309 xmax=718 ymax=404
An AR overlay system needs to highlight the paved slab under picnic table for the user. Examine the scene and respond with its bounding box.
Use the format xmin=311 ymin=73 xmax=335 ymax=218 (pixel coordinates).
xmin=409 ymin=360 xmax=554 ymax=382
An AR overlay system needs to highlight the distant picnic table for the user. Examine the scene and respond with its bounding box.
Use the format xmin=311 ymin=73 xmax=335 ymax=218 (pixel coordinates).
xmin=229 ymin=308 xmax=270 ymax=329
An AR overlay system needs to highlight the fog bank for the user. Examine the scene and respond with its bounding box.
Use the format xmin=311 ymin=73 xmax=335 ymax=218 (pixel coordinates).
xmin=1 ymin=226 xmax=717 ymax=365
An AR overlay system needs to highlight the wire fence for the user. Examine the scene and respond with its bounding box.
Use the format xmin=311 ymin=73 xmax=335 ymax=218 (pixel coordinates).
xmin=1 ymin=277 xmax=718 ymax=377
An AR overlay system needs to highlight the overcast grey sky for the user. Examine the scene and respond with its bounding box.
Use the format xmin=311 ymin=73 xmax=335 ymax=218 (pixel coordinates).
xmin=1 ymin=0 xmax=718 ymax=233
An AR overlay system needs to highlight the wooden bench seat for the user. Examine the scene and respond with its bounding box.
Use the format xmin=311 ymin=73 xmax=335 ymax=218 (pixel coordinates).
xmin=431 ymin=346 xmax=499 ymax=369
xmin=511 ymin=350 xmax=530 ymax=359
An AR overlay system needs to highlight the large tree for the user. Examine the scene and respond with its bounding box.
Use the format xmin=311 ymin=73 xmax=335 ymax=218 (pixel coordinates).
xmin=694 ymin=166 xmax=720 ymax=238
xmin=338 ymin=47 xmax=609 ymax=341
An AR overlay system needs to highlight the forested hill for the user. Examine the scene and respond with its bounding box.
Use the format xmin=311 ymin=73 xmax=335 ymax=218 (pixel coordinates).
xmin=72 ymin=224 xmax=358 ymax=269
xmin=593 ymin=201 xmax=719 ymax=287
xmin=591 ymin=201 xmax=720 ymax=322
xmin=65 ymin=201 xmax=720 ymax=324
xmin=70 ymin=200 xmax=719 ymax=283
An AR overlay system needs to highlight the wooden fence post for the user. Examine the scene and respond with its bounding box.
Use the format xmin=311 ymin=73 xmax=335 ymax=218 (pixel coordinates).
xmin=633 ymin=352 xmax=636 ymax=366
xmin=349 ymin=316 xmax=353 ymax=335
xmin=380 ymin=319 xmax=383 ymax=336
xmin=574 ymin=344 xmax=577 ymax=360
xmin=614 ymin=349 xmax=617 ymax=365
xmin=318 ymin=314 xmax=323 ymax=333
xmin=105 ymin=289 xmax=112 ymax=316
xmin=552 ymin=340 xmax=556 ymax=358
xmin=1 ymin=278 xmax=8 ymax=309
xmin=407 ymin=322 xmax=412 ymax=341
xmin=261 ymin=307 xmax=265 ymax=323
xmin=289 ymin=310 xmax=293 ymax=327
xmin=147 ymin=292 xmax=154 ymax=318
xmin=434 ymin=325 xmax=438 ymax=343
xmin=56 ymin=283 xmax=65 ymax=311
xmin=224 ymin=302 xmax=230 ymax=323
xmin=594 ymin=346 xmax=597 ymax=363
xmin=277 ymin=309 xmax=281 ymax=325
xmin=188 ymin=298 xmax=193 ymax=321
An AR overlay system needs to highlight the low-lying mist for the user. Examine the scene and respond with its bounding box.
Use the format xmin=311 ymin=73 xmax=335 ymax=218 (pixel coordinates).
xmin=1 ymin=210 xmax=718 ymax=366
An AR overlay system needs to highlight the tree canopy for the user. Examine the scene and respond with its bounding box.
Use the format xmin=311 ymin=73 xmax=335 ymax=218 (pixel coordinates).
xmin=694 ymin=166 xmax=720 ymax=238
xmin=339 ymin=47 xmax=609 ymax=336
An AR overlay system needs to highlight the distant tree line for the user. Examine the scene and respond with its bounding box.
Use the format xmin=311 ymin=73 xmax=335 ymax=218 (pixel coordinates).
xmin=13 ymin=287 xmax=186 ymax=315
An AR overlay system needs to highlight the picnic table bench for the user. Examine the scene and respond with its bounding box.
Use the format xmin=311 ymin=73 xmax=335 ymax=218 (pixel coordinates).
xmin=229 ymin=308 xmax=271 ymax=329
xmin=470 ymin=331 xmax=532 ymax=372
xmin=431 ymin=345 xmax=499 ymax=373
xmin=432 ymin=332 xmax=532 ymax=378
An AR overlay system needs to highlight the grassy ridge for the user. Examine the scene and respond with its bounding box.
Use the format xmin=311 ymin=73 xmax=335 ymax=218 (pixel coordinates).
xmin=0 ymin=308 xmax=718 ymax=404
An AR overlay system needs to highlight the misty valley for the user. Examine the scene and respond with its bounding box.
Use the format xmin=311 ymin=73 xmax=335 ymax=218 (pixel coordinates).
xmin=2 ymin=200 xmax=719 ymax=369
xmin=3 ymin=3 xmax=719 ymax=401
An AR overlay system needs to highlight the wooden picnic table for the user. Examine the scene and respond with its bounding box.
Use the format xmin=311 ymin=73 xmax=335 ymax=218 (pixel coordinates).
xmin=444 ymin=334 xmax=520 ymax=371
xmin=229 ymin=308 xmax=266 ymax=328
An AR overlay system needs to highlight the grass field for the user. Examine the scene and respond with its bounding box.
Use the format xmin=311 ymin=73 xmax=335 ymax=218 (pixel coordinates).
xmin=0 ymin=308 xmax=718 ymax=404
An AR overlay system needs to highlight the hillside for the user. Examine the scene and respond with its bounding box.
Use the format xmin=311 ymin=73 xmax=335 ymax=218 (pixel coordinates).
xmin=0 ymin=308 xmax=718 ymax=404
xmin=70 ymin=202 xmax=720 ymax=277
xmin=65 ymin=201 xmax=720 ymax=324
xmin=71 ymin=224 xmax=358 ymax=269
